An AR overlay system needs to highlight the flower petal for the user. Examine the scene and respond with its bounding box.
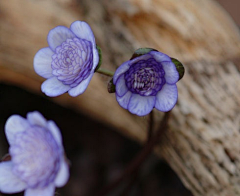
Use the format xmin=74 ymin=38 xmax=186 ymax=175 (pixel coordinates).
xmin=68 ymin=73 xmax=93 ymax=97
xmin=116 ymin=75 xmax=128 ymax=97
xmin=48 ymin=26 xmax=76 ymax=51
xmin=161 ymin=61 xmax=179 ymax=84
xmin=92 ymin=47 xmax=99 ymax=70
xmin=0 ymin=161 xmax=26 ymax=194
xmin=128 ymin=94 xmax=156 ymax=116
xmin=54 ymin=159 xmax=69 ymax=187
xmin=116 ymin=91 xmax=132 ymax=109
xmin=70 ymin=21 xmax=96 ymax=47
xmin=149 ymin=51 xmax=171 ymax=63
xmin=41 ymin=77 xmax=71 ymax=97
xmin=129 ymin=53 xmax=152 ymax=64
xmin=155 ymin=84 xmax=178 ymax=112
xmin=25 ymin=184 xmax=55 ymax=196
xmin=5 ymin=115 xmax=30 ymax=145
xmin=47 ymin=121 xmax=62 ymax=146
xmin=27 ymin=111 xmax=47 ymax=127
xmin=113 ymin=61 xmax=130 ymax=84
xmin=33 ymin=47 xmax=54 ymax=79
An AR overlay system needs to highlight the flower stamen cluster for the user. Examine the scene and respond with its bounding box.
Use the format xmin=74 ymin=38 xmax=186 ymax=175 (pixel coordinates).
xmin=10 ymin=126 xmax=60 ymax=188
xmin=52 ymin=38 xmax=93 ymax=88
xmin=125 ymin=58 xmax=165 ymax=96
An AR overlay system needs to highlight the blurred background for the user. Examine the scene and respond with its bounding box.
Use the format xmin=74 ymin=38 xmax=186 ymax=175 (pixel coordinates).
xmin=0 ymin=84 xmax=192 ymax=196
xmin=0 ymin=0 xmax=240 ymax=196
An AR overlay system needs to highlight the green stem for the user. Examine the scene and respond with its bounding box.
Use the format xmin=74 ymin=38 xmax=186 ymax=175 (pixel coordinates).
xmin=96 ymin=68 xmax=114 ymax=77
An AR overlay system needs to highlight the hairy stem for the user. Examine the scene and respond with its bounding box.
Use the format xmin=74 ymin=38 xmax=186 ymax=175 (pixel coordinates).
xmin=119 ymin=111 xmax=155 ymax=195
xmin=148 ymin=111 xmax=154 ymax=142
xmin=96 ymin=111 xmax=171 ymax=196
xmin=96 ymin=68 xmax=114 ymax=77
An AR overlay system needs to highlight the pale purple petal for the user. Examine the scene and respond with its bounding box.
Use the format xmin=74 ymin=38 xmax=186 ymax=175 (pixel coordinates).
xmin=155 ymin=84 xmax=178 ymax=112
xmin=47 ymin=121 xmax=62 ymax=146
xmin=113 ymin=61 xmax=130 ymax=84
xmin=70 ymin=21 xmax=96 ymax=47
xmin=41 ymin=77 xmax=71 ymax=97
xmin=33 ymin=47 xmax=54 ymax=79
xmin=5 ymin=115 xmax=30 ymax=145
xmin=129 ymin=53 xmax=152 ymax=64
xmin=116 ymin=75 xmax=128 ymax=97
xmin=0 ymin=162 xmax=26 ymax=194
xmin=92 ymin=48 xmax=99 ymax=70
xmin=48 ymin=26 xmax=76 ymax=51
xmin=27 ymin=111 xmax=47 ymax=127
xmin=68 ymin=73 xmax=93 ymax=97
xmin=149 ymin=51 xmax=171 ymax=62
xmin=54 ymin=160 xmax=69 ymax=187
xmin=128 ymin=94 xmax=156 ymax=116
xmin=116 ymin=91 xmax=132 ymax=109
xmin=161 ymin=61 xmax=179 ymax=84
xmin=25 ymin=184 xmax=55 ymax=196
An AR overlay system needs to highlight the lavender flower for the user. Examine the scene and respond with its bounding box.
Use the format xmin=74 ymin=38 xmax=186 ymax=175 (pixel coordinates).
xmin=113 ymin=50 xmax=179 ymax=116
xmin=0 ymin=111 xmax=69 ymax=196
xmin=34 ymin=21 xmax=99 ymax=97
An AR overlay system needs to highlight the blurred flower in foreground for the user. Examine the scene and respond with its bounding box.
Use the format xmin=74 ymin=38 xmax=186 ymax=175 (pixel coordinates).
xmin=0 ymin=111 xmax=69 ymax=196
xmin=113 ymin=49 xmax=180 ymax=116
xmin=34 ymin=21 xmax=99 ymax=97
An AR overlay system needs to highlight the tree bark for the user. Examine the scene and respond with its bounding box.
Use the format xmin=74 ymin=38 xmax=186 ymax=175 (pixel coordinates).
xmin=1 ymin=0 xmax=240 ymax=195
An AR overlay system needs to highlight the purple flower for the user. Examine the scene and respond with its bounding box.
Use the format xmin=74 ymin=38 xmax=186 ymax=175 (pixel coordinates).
xmin=34 ymin=21 xmax=99 ymax=97
xmin=113 ymin=50 xmax=179 ymax=116
xmin=0 ymin=111 xmax=69 ymax=196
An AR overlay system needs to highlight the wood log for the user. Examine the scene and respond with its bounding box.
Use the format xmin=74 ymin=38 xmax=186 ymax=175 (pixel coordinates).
xmin=1 ymin=0 xmax=240 ymax=195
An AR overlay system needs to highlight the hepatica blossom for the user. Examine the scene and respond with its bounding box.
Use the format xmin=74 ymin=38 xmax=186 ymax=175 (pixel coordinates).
xmin=34 ymin=21 xmax=99 ymax=97
xmin=0 ymin=111 xmax=69 ymax=196
xmin=113 ymin=50 xmax=179 ymax=116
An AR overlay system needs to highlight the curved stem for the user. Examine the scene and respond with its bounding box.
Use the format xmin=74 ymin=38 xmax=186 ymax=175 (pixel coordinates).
xmin=96 ymin=68 xmax=114 ymax=77
xmin=120 ymin=111 xmax=155 ymax=195
xmin=120 ymin=172 xmax=139 ymax=196
xmin=96 ymin=111 xmax=171 ymax=196
xmin=147 ymin=111 xmax=154 ymax=142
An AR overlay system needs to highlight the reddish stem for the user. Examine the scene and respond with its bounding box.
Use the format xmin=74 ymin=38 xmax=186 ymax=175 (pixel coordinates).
xmin=96 ymin=111 xmax=171 ymax=196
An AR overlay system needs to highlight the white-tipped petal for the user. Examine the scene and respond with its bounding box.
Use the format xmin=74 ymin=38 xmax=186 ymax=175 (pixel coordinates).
xmin=54 ymin=160 xmax=69 ymax=187
xmin=47 ymin=121 xmax=62 ymax=146
xmin=116 ymin=91 xmax=132 ymax=109
xmin=68 ymin=73 xmax=93 ymax=97
xmin=27 ymin=111 xmax=47 ymax=127
xmin=41 ymin=77 xmax=71 ymax=97
xmin=128 ymin=94 xmax=156 ymax=116
xmin=113 ymin=61 xmax=130 ymax=84
xmin=34 ymin=47 xmax=54 ymax=79
xmin=161 ymin=61 xmax=179 ymax=84
xmin=0 ymin=162 xmax=26 ymax=194
xmin=5 ymin=115 xmax=30 ymax=145
xmin=115 ymin=75 xmax=128 ymax=97
xmin=48 ymin=26 xmax=76 ymax=51
xmin=92 ymin=47 xmax=99 ymax=70
xmin=70 ymin=21 xmax=96 ymax=47
xmin=155 ymin=84 xmax=178 ymax=112
xmin=25 ymin=184 xmax=55 ymax=196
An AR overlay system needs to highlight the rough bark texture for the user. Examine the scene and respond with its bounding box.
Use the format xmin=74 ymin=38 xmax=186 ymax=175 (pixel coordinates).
xmin=1 ymin=0 xmax=240 ymax=195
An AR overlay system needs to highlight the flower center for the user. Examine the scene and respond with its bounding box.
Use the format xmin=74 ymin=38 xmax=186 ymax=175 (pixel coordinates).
xmin=124 ymin=58 xmax=165 ymax=96
xmin=10 ymin=126 xmax=61 ymax=188
xmin=51 ymin=38 xmax=93 ymax=87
